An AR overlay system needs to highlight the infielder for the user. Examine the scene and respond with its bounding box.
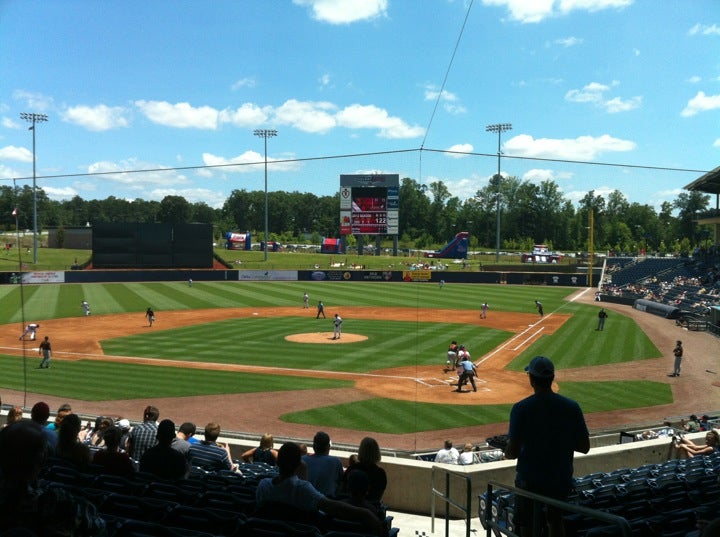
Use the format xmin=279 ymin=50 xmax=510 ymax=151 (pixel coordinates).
xmin=81 ymin=300 xmax=91 ymax=316
xmin=332 ymin=313 xmax=343 ymax=340
xmin=20 ymin=323 xmax=40 ymax=341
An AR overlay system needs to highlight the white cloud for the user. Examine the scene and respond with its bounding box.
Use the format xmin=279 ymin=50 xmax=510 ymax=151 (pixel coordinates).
xmin=2 ymin=117 xmax=20 ymax=129
xmin=231 ymin=78 xmax=256 ymax=90
xmin=218 ymin=103 xmax=270 ymax=127
xmin=688 ymin=75 xmax=702 ymax=84
xmin=713 ymin=138 xmax=720 ymax=148
xmin=688 ymin=23 xmax=720 ymax=36
xmin=504 ymin=133 xmax=636 ymax=160
xmin=86 ymin=159 xmax=190 ymax=187
xmin=273 ymin=99 xmax=337 ymax=133
xmin=61 ymin=104 xmax=129 ymax=131
xmin=424 ymin=85 xmax=466 ymax=115
xmin=555 ymin=36 xmax=583 ymax=47
xmin=446 ymin=143 xmax=474 ymax=157
xmin=201 ymin=151 xmax=300 ymax=174
xmin=523 ymin=168 xmax=557 ymax=182
xmin=293 ymin=0 xmax=388 ymax=24
xmin=336 ymin=104 xmax=424 ymax=138
xmin=565 ymin=81 xmax=641 ymax=113
xmin=135 ymin=100 xmax=219 ymax=129
xmin=603 ymin=96 xmax=642 ymax=113
xmin=319 ymin=74 xmax=332 ymax=88
xmin=482 ymin=0 xmax=632 ymax=24
xmin=0 ymin=164 xmax=23 ymax=180
xmin=681 ymin=91 xmax=720 ymax=117
xmin=565 ymin=83 xmax=606 ymax=103
xmin=0 ymin=145 xmax=33 ymax=162
xmin=43 ymin=185 xmax=79 ymax=200
xmin=12 ymin=90 xmax=54 ymax=112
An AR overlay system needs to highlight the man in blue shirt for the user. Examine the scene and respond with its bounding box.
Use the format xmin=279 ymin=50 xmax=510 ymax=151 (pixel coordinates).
xmin=302 ymin=431 xmax=344 ymax=497
xmin=504 ymin=356 xmax=589 ymax=537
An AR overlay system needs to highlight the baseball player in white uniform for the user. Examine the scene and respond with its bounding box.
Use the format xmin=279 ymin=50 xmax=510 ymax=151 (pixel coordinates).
xmin=20 ymin=323 xmax=40 ymax=341
xmin=81 ymin=300 xmax=91 ymax=316
xmin=332 ymin=314 xmax=343 ymax=340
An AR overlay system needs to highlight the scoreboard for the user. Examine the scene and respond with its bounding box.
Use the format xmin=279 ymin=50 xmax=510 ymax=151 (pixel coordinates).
xmin=339 ymin=174 xmax=399 ymax=236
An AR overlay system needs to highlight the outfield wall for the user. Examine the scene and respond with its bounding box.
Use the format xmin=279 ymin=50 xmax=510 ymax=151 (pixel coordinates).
xmin=2 ymin=269 xmax=588 ymax=287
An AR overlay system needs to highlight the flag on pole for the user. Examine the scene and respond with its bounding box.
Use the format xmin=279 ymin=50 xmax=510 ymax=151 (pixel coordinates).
xmin=12 ymin=208 xmax=17 ymax=216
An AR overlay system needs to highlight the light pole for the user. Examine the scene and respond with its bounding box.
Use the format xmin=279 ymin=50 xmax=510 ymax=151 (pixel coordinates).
xmin=486 ymin=123 xmax=512 ymax=263
xmin=253 ymin=129 xmax=277 ymax=262
xmin=20 ymin=113 xmax=48 ymax=265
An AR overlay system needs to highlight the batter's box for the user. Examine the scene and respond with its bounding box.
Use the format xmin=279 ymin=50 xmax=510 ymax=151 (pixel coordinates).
xmin=415 ymin=377 xmax=449 ymax=387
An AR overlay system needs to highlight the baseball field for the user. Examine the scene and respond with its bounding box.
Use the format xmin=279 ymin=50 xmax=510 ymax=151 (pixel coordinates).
xmin=0 ymin=280 xmax=716 ymax=452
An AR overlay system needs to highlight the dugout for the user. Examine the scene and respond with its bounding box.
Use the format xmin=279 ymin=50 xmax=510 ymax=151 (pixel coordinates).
xmin=92 ymin=222 xmax=213 ymax=269
xmin=633 ymin=298 xmax=681 ymax=319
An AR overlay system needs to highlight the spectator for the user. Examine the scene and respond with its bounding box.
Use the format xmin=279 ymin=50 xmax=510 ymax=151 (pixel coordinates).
xmin=4 ymin=406 xmax=23 ymax=428
xmin=171 ymin=423 xmax=194 ymax=456
xmin=83 ymin=416 xmax=113 ymax=447
xmin=303 ymin=431 xmax=344 ymax=498
xmin=93 ymin=425 xmax=135 ymax=476
xmin=699 ymin=415 xmax=712 ymax=431
xmin=682 ymin=414 xmax=701 ymax=433
xmin=345 ymin=436 xmax=387 ymax=504
xmin=188 ymin=422 xmax=239 ymax=473
xmin=140 ymin=419 xmax=189 ymax=480
xmin=256 ymin=442 xmax=382 ymax=536
xmin=30 ymin=401 xmax=57 ymax=454
xmin=178 ymin=421 xmax=199 ymax=444
xmin=55 ymin=413 xmax=92 ymax=469
xmin=127 ymin=405 xmax=159 ymax=462
xmin=241 ymin=433 xmax=278 ymax=465
xmin=459 ymin=443 xmax=477 ymax=465
xmin=504 ymin=356 xmax=590 ymax=537
xmin=675 ymin=430 xmax=720 ymax=458
xmin=0 ymin=421 xmax=107 ymax=535
xmin=46 ymin=403 xmax=72 ymax=432
xmin=343 ymin=469 xmax=388 ymax=536
xmin=435 ymin=439 xmax=459 ymax=464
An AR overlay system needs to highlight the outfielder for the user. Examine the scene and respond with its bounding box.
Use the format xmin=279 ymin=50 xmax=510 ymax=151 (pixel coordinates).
xmin=332 ymin=313 xmax=343 ymax=340
xmin=81 ymin=300 xmax=91 ymax=316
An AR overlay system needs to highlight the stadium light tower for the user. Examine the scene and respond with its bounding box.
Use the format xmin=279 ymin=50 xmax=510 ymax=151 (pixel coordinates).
xmin=253 ymin=129 xmax=277 ymax=262
xmin=20 ymin=112 xmax=48 ymax=265
xmin=486 ymin=123 xmax=512 ymax=263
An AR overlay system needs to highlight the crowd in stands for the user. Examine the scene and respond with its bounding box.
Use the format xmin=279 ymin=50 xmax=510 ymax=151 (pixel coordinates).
xmin=0 ymin=400 xmax=397 ymax=536
xmin=600 ymin=254 xmax=720 ymax=319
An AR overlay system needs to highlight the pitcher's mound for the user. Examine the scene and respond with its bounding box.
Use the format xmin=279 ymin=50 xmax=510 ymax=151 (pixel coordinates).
xmin=285 ymin=332 xmax=367 ymax=344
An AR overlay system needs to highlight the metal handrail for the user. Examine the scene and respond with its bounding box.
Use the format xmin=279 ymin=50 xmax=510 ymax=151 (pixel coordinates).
xmin=430 ymin=465 xmax=473 ymax=537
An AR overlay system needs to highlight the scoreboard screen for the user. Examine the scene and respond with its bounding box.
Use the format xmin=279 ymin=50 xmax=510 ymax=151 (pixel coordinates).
xmin=351 ymin=187 xmax=387 ymax=234
xmin=339 ymin=174 xmax=399 ymax=236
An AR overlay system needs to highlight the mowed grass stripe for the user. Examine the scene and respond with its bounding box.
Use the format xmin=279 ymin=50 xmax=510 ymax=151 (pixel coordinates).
xmin=281 ymin=379 xmax=672 ymax=433
xmin=0 ymin=355 xmax=350 ymax=400
xmin=510 ymin=304 xmax=661 ymax=371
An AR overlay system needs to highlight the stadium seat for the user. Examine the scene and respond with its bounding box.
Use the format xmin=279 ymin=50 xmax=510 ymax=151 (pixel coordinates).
xmin=163 ymin=505 xmax=244 ymax=536
xmin=241 ymin=517 xmax=323 ymax=537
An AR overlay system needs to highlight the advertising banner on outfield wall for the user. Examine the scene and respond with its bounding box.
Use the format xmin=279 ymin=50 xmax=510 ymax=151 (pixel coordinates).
xmin=238 ymin=270 xmax=299 ymax=281
xmin=21 ymin=271 xmax=66 ymax=284
xmin=300 ymin=270 xmax=404 ymax=282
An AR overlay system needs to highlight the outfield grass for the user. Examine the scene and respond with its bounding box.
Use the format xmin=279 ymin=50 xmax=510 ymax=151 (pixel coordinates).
xmin=0 ymin=281 xmax=670 ymax=433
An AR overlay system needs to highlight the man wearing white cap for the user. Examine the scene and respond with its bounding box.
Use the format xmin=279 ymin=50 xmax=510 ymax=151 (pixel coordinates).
xmin=504 ymin=356 xmax=589 ymax=537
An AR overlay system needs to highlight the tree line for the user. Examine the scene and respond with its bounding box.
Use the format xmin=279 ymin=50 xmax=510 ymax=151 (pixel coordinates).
xmin=0 ymin=176 xmax=713 ymax=254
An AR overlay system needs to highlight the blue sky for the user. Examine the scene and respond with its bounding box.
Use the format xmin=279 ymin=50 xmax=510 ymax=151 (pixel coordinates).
xmin=1 ymin=0 xmax=718 ymax=211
